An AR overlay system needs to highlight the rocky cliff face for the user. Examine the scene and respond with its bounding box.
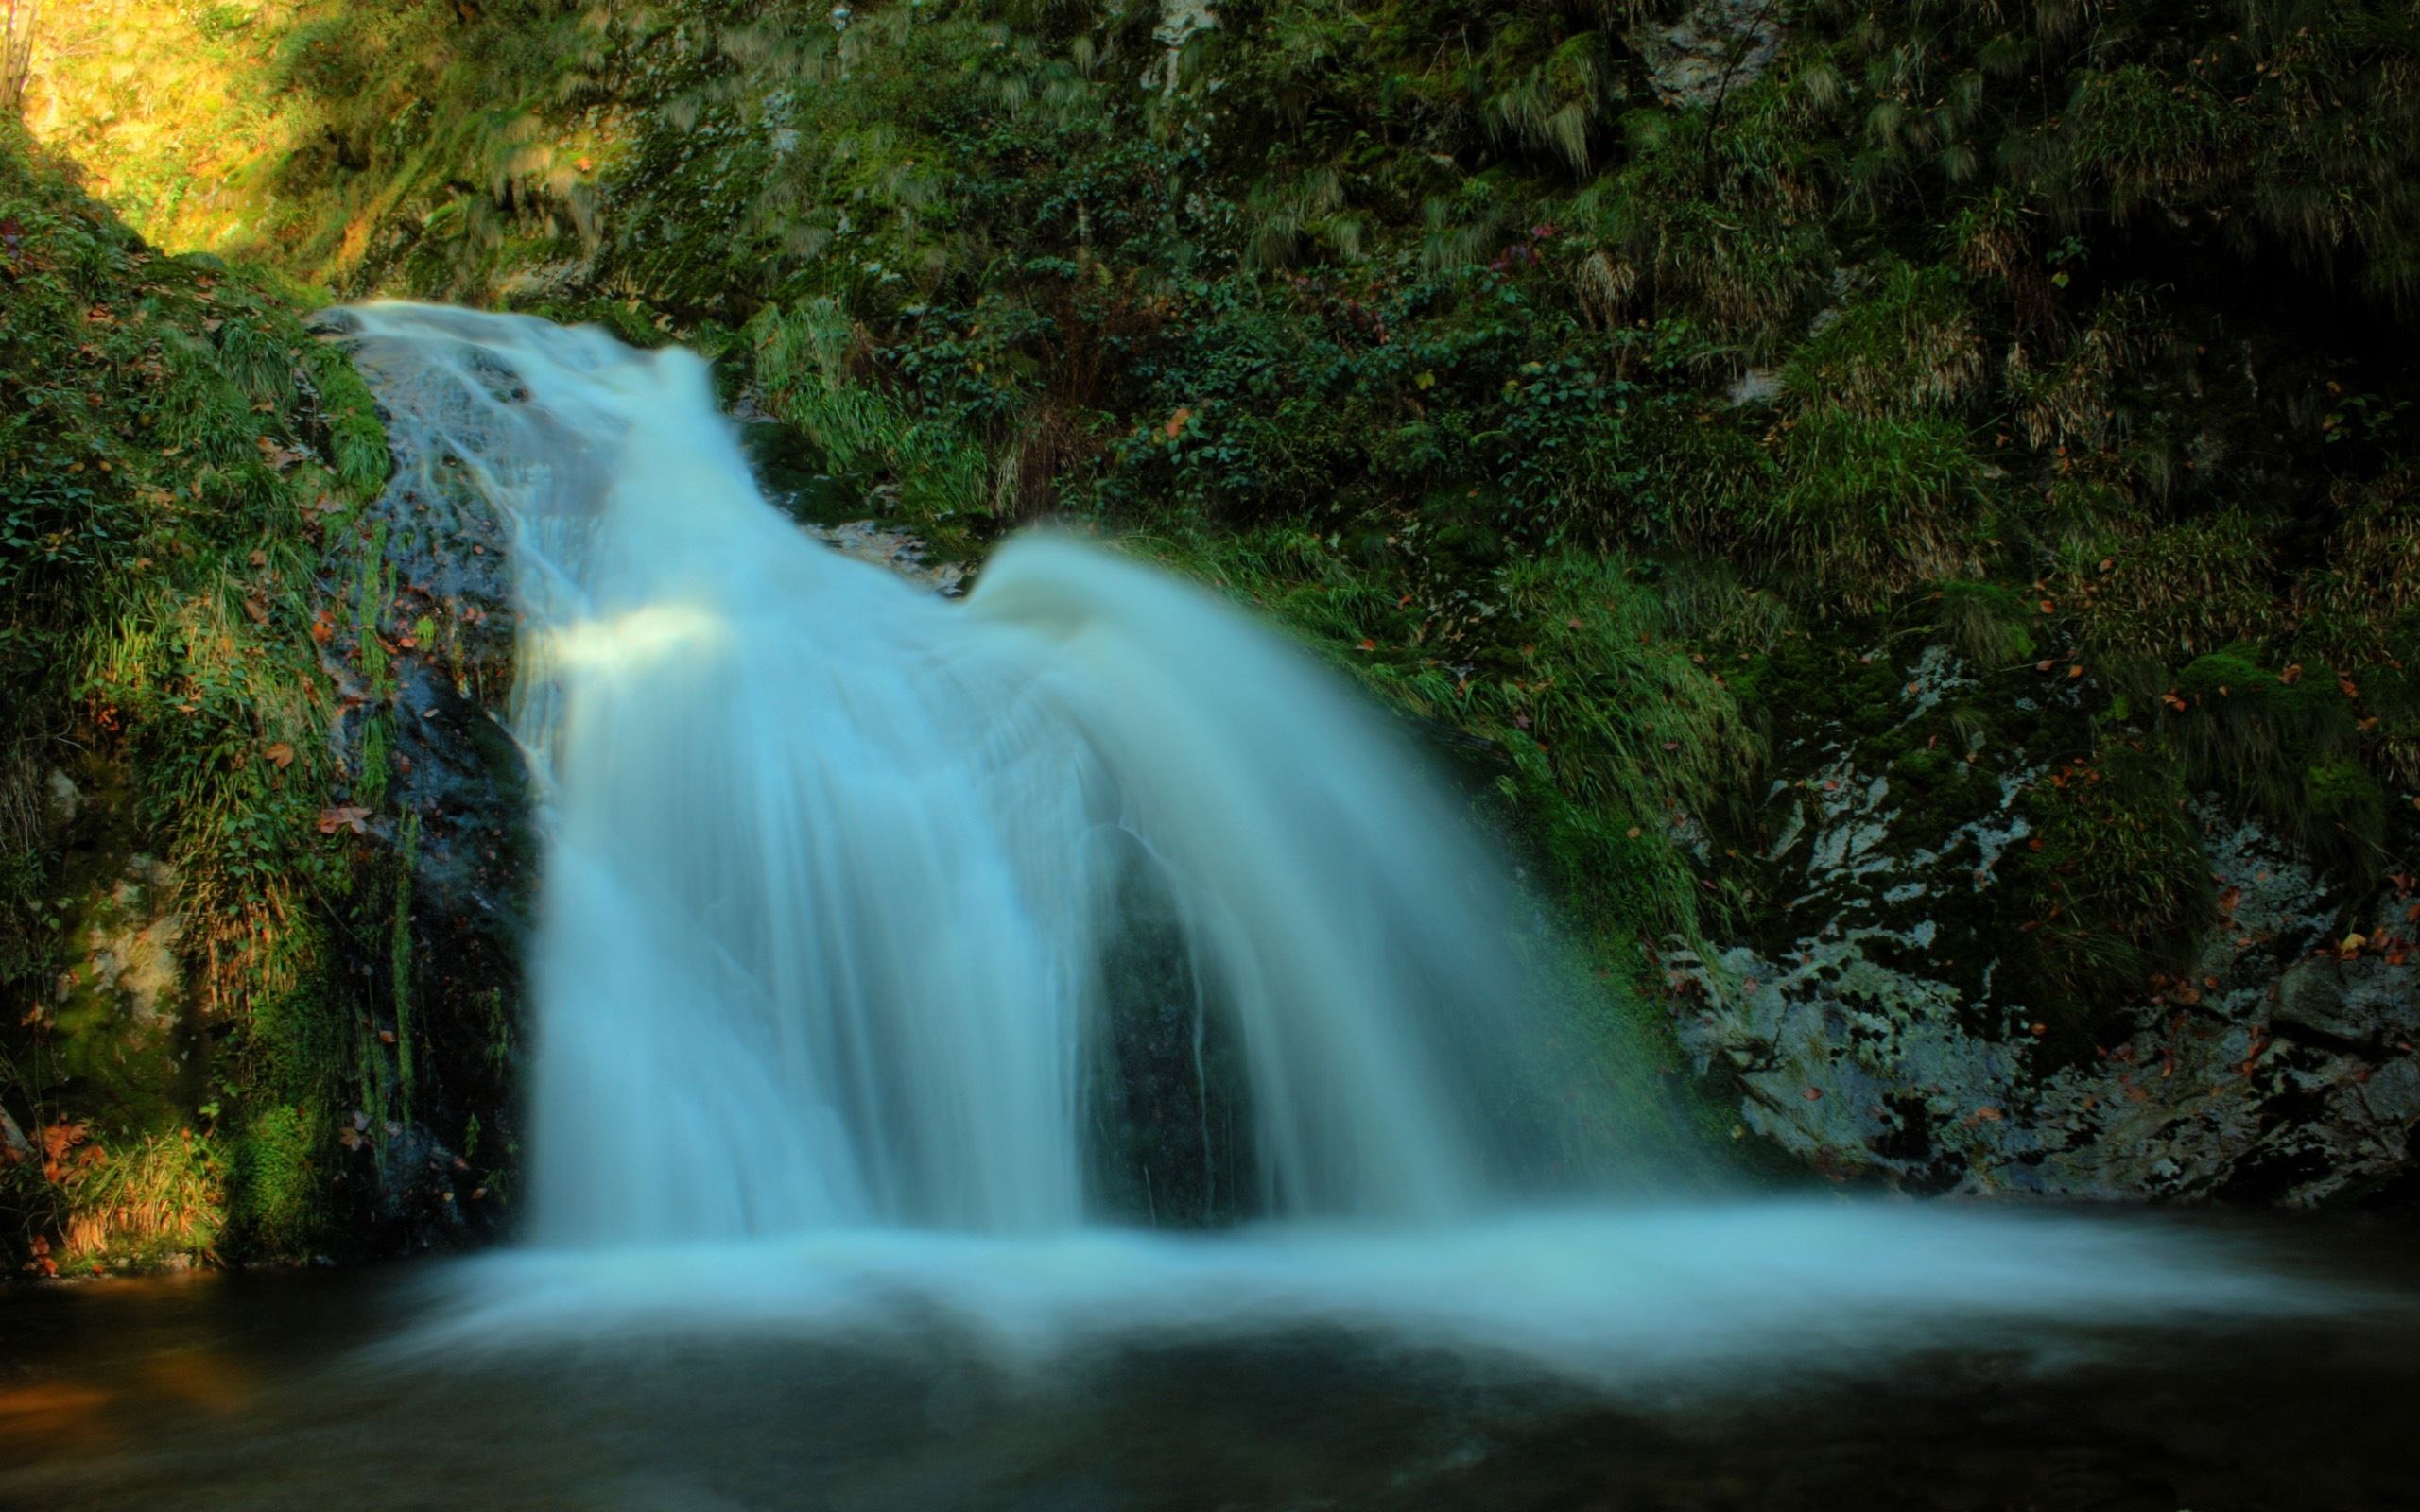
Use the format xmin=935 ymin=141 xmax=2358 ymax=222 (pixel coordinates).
xmin=1667 ymin=640 xmax=2418 ymax=1204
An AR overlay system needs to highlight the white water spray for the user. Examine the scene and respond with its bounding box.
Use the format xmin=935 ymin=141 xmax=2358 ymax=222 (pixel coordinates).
xmin=340 ymin=305 xmax=2342 ymax=1384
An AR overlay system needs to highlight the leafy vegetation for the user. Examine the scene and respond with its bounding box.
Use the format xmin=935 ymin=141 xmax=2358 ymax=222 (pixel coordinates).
xmin=7 ymin=0 xmax=2420 ymax=1232
xmin=0 ymin=112 xmax=398 ymax=1272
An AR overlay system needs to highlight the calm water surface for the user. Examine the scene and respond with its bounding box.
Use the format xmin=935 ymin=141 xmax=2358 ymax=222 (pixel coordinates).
xmin=0 ymin=1210 xmax=2414 ymax=1512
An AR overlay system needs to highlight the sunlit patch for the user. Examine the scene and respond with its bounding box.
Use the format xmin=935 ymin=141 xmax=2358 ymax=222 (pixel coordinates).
xmin=538 ymin=603 xmax=730 ymax=676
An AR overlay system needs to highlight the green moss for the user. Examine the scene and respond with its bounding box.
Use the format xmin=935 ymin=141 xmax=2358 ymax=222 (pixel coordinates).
xmin=2307 ymin=759 xmax=2387 ymax=849
xmin=225 ymin=1100 xmax=324 ymax=1258
xmin=0 ymin=118 xmax=389 ymax=1270
xmin=2015 ymin=739 xmax=2208 ymax=1021
xmin=390 ymin=812 xmax=418 ymax=1121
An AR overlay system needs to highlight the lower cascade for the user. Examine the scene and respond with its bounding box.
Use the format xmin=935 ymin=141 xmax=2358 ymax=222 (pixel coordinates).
xmin=342 ymin=302 xmax=1603 ymax=1246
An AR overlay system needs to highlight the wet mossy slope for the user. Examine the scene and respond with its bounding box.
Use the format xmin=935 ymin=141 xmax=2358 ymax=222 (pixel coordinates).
xmin=7 ymin=0 xmax=2420 ymax=1234
xmin=0 ymin=118 xmax=519 ymax=1274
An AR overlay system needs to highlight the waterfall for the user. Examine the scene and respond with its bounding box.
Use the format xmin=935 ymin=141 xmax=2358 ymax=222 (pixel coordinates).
xmin=341 ymin=307 xmax=2338 ymax=1392
xmin=338 ymin=304 xmax=1607 ymax=1246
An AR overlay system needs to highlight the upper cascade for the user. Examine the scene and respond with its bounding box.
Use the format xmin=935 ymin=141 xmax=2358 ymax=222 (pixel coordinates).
xmin=338 ymin=302 xmax=1614 ymax=1246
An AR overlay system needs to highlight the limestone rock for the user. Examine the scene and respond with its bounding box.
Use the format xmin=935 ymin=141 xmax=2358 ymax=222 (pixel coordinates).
xmin=61 ymin=855 xmax=184 ymax=1028
xmin=804 ymin=518 xmax=966 ymax=596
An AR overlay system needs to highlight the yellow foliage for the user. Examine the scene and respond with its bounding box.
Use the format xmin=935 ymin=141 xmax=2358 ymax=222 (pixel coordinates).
xmin=24 ymin=0 xmax=314 ymax=255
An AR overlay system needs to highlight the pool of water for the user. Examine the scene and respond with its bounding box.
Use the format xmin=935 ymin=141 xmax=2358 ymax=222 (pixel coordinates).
xmin=1 ymin=1207 xmax=2413 ymax=1512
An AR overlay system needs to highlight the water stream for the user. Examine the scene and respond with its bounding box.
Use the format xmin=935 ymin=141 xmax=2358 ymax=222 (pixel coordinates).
xmin=331 ymin=303 xmax=2370 ymax=1352
xmin=342 ymin=302 xmax=1603 ymax=1242
xmin=3 ymin=306 xmax=2404 ymax=1509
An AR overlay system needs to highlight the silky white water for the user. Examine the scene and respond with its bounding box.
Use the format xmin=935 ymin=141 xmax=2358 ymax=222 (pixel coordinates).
xmin=343 ymin=301 xmax=1599 ymax=1242
xmin=337 ymin=303 xmax=2340 ymax=1383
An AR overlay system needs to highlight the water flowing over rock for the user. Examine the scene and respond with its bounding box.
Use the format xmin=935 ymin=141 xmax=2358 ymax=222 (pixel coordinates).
xmin=319 ymin=309 xmax=2348 ymax=1401
xmin=337 ymin=302 xmax=1615 ymax=1243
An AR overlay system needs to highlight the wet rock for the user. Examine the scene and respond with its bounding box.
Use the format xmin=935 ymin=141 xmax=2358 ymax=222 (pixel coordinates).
xmin=2363 ymin=1057 xmax=2420 ymax=1125
xmin=1634 ymin=0 xmax=1786 ymax=110
xmin=1669 ymin=637 xmax=2420 ymax=1205
xmin=804 ymin=519 xmax=966 ymax=596
xmin=1726 ymin=368 xmax=1784 ymax=406
xmin=1156 ymin=0 xmax=1219 ymax=91
xmin=2275 ymin=958 xmax=2360 ymax=1041
xmin=54 ymin=855 xmax=185 ymax=1029
xmin=301 ymin=328 xmax=539 ymax=1253
xmin=1156 ymin=0 xmax=1218 ymax=49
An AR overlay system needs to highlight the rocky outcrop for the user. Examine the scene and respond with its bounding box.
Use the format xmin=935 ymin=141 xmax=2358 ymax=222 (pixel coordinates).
xmin=1156 ymin=0 xmax=1219 ymax=92
xmin=291 ymin=333 xmax=978 ymax=1250
xmin=1632 ymin=0 xmax=1786 ymax=110
xmin=302 ymin=320 xmax=536 ymax=1249
xmin=1669 ymin=641 xmax=2419 ymax=1205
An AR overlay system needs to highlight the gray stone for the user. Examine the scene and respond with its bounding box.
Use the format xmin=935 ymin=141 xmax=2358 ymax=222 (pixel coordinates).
xmin=1634 ymin=0 xmax=1786 ymax=111
xmin=2276 ymin=958 xmax=2362 ymax=1041
xmin=1668 ymin=641 xmax=2420 ymax=1206
xmin=2360 ymin=1057 xmax=2420 ymax=1124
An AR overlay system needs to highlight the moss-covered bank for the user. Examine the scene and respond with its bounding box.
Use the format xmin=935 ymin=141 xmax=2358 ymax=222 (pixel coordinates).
xmin=0 ymin=118 xmax=527 ymax=1275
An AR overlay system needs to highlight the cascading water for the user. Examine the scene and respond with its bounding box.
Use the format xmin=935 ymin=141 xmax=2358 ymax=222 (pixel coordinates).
xmin=340 ymin=302 xmax=1607 ymax=1246
xmin=338 ymin=303 xmax=2343 ymax=1390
